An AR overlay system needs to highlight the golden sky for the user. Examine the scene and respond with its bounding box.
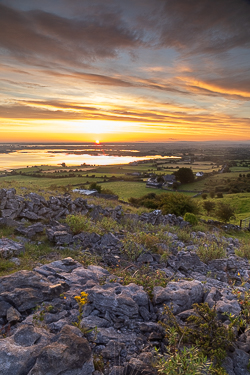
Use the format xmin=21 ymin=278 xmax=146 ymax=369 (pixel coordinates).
xmin=0 ymin=0 xmax=250 ymax=142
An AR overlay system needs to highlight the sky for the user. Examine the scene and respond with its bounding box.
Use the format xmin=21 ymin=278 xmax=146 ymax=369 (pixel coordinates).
xmin=0 ymin=0 xmax=250 ymax=143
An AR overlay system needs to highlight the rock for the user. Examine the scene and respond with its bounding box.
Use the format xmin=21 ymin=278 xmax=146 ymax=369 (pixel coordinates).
xmin=101 ymin=340 xmax=125 ymax=359
xmin=222 ymin=356 xmax=236 ymax=375
xmin=0 ymin=238 xmax=25 ymax=259
xmin=46 ymin=226 xmax=73 ymax=245
xmin=231 ymin=348 xmax=250 ymax=375
xmin=9 ymin=257 xmax=21 ymax=266
xmin=88 ymin=327 xmax=137 ymax=345
xmin=237 ymin=331 xmax=250 ymax=352
xmin=0 ymin=217 xmax=19 ymax=227
xmin=208 ymin=259 xmax=228 ymax=272
xmin=137 ymin=253 xmax=154 ymax=263
xmin=204 ymin=287 xmax=241 ymax=320
xmin=20 ymin=210 xmax=40 ymax=220
xmin=86 ymin=283 xmax=149 ymax=319
xmin=100 ymin=232 xmax=120 ymax=247
xmin=28 ymin=325 xmax=93 ymax=375
xmin=0 ymin=299 xmax=12 ymax=318
xmin=109 ymin=366 xmax=124 ymax=375
xmin=14 ymin=324 xmax=42 ymax=346
xmin=6 ymin=306 xmax=21 ymax=323
xmin=169 ymin=251 xmax=207 ymax=274
xmin=73 ymin=232 xmax=101 ymax=249
xmin=15 ymin=223 xmax=45 ymax=238
xmin=123 ymin=358 xmax=156 ymax=375
xmin=0 ymin=324 xmax=52 ymax=375
xmin=0 ymin=270 xmax=69 ymax=312
xmin=153 ymin=280 xmax=203 ymax=315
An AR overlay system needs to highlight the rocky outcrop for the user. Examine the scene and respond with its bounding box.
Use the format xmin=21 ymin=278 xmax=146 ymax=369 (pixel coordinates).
xmin=1 ymin=188 xmax=250 ymax=374
xmin=0 ymin=256 xmax=249 ymax=374
xmin=0 ymin=189 xmax=125 ymax=223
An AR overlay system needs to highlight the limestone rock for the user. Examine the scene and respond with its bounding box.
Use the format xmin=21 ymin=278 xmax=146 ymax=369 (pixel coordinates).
xmin=153 ymin=280 xmax=203 ymax=314
xmin=0 ymin=238 xmax=25 ymax=259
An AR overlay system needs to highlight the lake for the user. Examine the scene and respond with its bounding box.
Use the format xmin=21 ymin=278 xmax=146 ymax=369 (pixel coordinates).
xmin=0 ymin=149 xmax=179 ymax=170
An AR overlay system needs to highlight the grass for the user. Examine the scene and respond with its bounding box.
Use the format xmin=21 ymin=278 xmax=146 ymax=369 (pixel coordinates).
xmin=196 ymin=243 xmax=226 ymax=263
xmin=108 ymin=266 xmax=169 ymax=300
xmin=198 ymin=193 xmax=250 ymax=224
xmin=0 ymin=175 xmax=103 ymax=188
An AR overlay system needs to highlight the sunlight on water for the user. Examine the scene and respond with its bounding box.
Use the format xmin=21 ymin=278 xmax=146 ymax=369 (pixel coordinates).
xmin=0 ymin=149 xmax=180 ymax=170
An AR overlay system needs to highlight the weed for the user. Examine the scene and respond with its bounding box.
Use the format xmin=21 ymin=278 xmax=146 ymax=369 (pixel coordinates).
xmin=110 ymin=265 xmax=169 ymax=300
xmin=73 ymin=291 xmax=94 ymax=336
xmin=185 ymin=303 xmax=235 ymax=364
xmin=196 ymin=243 xmax=226 ymax=263
xmin=65 ymin=214 xmax=92 ymax=234
xmin=93 ymin=354 xmax=105 ymax=372
xmin=95 ymin=216 xmax=121 ymax=234
xmin=235 ymin=241 xmax=250 ymax=259
xmin=155 ymin=345 xmax=211 ymax=375
xmin=233 ymin=288 xmax=250 ymax=324
xmin=32 ymin=303 xmax=53 ymax=328
xmin=157 ymin=303 xmax=236 ymax=374
xmin=73 ymin=291 xmax=88 ymax=328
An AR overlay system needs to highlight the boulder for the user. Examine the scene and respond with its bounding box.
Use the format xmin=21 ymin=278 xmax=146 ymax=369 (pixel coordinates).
xmin=0 ymin=238 xmax=25 ymax=259
xmin=28 ymin=325 xmax=93 ymax=375
xmin=153 ymin=280 xmax=203 ymax=314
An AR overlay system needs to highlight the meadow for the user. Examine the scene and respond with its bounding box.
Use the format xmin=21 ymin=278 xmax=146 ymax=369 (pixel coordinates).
xmin=1 ymin=158 xmax=250 ymax=225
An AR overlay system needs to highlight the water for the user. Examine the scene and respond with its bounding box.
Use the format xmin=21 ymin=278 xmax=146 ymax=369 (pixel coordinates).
xmin=0 ymin=149 xmax=179 ymax=170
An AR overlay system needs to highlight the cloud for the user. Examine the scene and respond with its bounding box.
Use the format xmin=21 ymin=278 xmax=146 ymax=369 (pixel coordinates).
xmin=43 ymin=69 xmax=131 ymax=87
xmin=139 ymin=0 xmax=250 ymax=54
xmin=0 ymin=100 xmax=249 ymax=133
xmin=0 ymin=3 xmax=142 ymax=67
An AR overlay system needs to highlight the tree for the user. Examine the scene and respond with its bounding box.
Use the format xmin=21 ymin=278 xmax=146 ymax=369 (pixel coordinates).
xmin=203 ymin=200 xmax=216 ymax=215
xmin=201 ymin=193 xmax=207 ymax=200
xmin=209 ymin=191 xmax=215 ymax=198
xmin=157 ymin=175 xmax=164 ymax=183
xmin=215 ymin=203 xmax=235 ymax=223
xmin=174 ymin=168 xmax=194 ymax=184
xmin=89 ymin=182 xmax=101 ymax=193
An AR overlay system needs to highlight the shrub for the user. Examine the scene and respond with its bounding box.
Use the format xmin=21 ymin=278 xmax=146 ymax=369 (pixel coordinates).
xmin=184 ymin=213 xmax=199 ymax=225
xmin=89 ymin=182 xmax=101 ymax=193
xmin=203 ymin=200 xmax=216 ymax=215
xmin=65 ymin=214 xmax=92 ymax=234
xmin=156 ymin=346 xmax=211 ymax=375
xmin=128 ymin=192 xmax=199 ymax=217
xmin=215 ymin=203 xmax=235 ymax=223
xmin=201 ymin=193 xmax=208 ymax=200
xmin=185 ymin=303 xmax=235 ymax=364
xmin=216 ymin=192 xmax=223 ymax=198
xmin=157 ymin=305 xmax=230 ymax=374
xmin=209 ymin=191 xmax=215 ymax=198
xmin=159 ymin=193 xmax=199 ymax=216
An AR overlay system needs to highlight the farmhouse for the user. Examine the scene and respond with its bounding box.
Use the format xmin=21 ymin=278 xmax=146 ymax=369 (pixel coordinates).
xmin=163 ymin=174 xmax=176 ymax=186
xmin=196 ymin=172 xmax=204 ymax=177
xmin=146 ymin=178 xmax=162 ymax=188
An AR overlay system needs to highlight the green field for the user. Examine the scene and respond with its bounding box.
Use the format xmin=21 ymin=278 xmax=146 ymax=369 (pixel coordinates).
xmin=99 ymin=181 xmax=194 ymax=201
xmin=0 ymin=175 xmax=103 ymax=189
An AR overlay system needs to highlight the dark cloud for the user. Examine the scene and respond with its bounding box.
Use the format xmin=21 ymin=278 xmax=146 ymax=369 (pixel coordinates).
xmin=43 ymin=69 xmax=131 ymax=87
xmin=145 ymin=0 xmax=250 ymax=54
xmin=0 ymin=3 xmax=142 ymax=66
xmin=1 ymin=79 xmax=47 ymax=88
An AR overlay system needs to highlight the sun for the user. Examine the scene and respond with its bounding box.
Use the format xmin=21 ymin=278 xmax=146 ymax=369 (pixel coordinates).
xmin=95 ymin=140 xmax=100 ymax=144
